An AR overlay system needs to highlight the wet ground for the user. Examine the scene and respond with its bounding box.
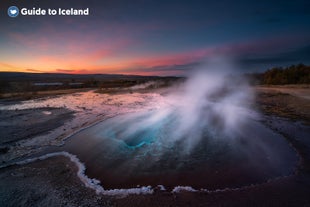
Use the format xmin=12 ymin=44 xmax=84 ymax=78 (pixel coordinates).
xmin=49 ymin=110 xmax=298 ymax=191
xmin=0 ymin=86 xmax=309 ymax=206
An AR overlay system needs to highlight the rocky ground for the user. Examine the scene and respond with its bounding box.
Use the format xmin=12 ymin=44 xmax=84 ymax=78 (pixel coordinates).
xmin=0 ymin=86 xmax=309 ymax=206
xmin=0 ymin=156 xmax=114 ymax=207
xmin=0 ymin=90 xmax=165 ymax=163
xmin=0 ymin=108 xmax=73 ymax=147
xmin=0 ymin=107 xmax=75 ymax=164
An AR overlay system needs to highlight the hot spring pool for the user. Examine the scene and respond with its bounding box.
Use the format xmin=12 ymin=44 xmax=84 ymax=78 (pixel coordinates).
xmin=53 ymin=110 xmax=297 ymax=190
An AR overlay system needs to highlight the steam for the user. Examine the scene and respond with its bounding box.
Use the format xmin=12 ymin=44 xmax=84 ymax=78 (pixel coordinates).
xmin=117 ymin=57 xmax=255 ymax=151
xmin=86 ymin=57 xmax=293 ymax=190
xmin=0 ymin=59 xmax=297 ymax=194
xmin=130 ymin=81 xmax=157 ymax=90
xmin=167 ymin=58 xmax=255 ymax=149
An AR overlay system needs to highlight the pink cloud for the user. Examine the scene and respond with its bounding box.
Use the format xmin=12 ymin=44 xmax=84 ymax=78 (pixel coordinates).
xmin=8 ymin=25 xmax=135 ymax=63
xmin=9 ymin=33 xmax=51 ymax=51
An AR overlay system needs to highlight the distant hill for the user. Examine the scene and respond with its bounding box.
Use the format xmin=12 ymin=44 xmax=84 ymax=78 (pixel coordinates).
xmin=0 ymin=72 xmax=152 ymax=82
xmin=0 ymin=72 xmax=178 ymax=93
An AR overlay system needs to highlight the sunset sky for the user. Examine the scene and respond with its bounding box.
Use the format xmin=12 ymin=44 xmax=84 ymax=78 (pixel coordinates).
xmin=0 ymin=0 xmax=309 ymax=76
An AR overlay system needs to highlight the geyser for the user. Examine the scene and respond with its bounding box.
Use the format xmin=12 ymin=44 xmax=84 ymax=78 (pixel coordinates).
xmin=57 ymin=59 xmax=297 ymax=190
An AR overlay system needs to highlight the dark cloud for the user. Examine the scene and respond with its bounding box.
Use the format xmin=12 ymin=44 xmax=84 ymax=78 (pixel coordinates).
xmin=240 ymin=45 xmax=310 ymax=64
xmin=26 ymin=68 xmax=44 ymax=72
xmin=1 ymin=0 xmax=309 ymax=75
xmin=237 ymin=45 xmax=310 ymax=71
xmin=149 ymin=62 xmax=201 ymax=72
xmin=120 ymin=62 xmax=202 ymax=76
xmin=56 ymin=69 xmax=75 ymax=73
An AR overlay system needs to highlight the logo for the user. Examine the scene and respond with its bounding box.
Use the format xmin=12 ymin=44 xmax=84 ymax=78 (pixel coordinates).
xmin=8 ymin=6 xmax=19 ymax=17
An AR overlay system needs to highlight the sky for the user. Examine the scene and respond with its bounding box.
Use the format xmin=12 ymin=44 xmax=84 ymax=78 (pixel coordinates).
xmin=0 ymin=0 xmax=309 ymax=76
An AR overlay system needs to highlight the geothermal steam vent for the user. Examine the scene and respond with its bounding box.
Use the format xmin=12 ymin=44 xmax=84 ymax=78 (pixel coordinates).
xmin=59 ymin=66 xmax=297 ymax=191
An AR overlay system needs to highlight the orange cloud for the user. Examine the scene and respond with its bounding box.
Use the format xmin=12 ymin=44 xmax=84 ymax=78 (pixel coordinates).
xmin=0 ymin=62 xmax=21 ymax=71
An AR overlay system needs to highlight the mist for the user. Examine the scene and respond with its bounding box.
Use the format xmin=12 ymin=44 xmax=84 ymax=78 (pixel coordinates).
xmin=53 ymin=57 xmax=297 ymax=190
xmin=115 ymin=58 xmax=255 ymax=152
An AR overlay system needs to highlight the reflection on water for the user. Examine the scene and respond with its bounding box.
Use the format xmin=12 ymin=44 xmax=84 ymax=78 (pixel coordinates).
xmin=52 ymin=110 xmax=298 ymax=190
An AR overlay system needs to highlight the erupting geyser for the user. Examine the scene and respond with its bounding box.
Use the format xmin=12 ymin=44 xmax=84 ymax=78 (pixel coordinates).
xmin=59 ymin=58 xmax=298 ymax=190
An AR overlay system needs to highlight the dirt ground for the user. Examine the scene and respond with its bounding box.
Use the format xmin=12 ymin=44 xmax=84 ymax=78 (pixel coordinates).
xmin=255 ymin=86 xmax=310 ymax=124
xmin=0 ymin=108 xmax=74 ymax=164
xmin=0 ymin=85 xmax=309 ymax=206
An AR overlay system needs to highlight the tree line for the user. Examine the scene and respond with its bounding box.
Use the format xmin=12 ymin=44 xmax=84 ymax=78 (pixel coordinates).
xmin=258 ymin=64 xmax=309 ymax=85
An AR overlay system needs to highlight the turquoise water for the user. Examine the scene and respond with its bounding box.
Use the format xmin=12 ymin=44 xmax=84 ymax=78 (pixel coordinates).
xmin=55 ymin=110 xmax=298 ymax=190
xmin=103 ymin=114 xmax=166 ymax=148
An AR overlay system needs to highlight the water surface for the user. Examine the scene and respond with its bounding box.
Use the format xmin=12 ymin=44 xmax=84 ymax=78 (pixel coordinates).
xmin=54 ymin=110 xmax=298 ymax=190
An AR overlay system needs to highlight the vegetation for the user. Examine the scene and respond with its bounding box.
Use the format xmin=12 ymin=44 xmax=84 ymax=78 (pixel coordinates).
xmin=261 ymin=64 xmax=310 ymax=85
xmin=0 ymin=64 xmax=308 ymax=98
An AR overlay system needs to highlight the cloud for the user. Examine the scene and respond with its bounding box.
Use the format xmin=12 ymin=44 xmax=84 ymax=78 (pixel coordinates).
xmin=150 ymin=62 xmax=201 ymax=72
xmin=87 ymin=50 xmax=111 ymax=62
xmin=56 ymin=69 xmax=75 ymax=73
xmin=237 ymin=45 xmax=310 ymax=70
xmin=127 ymin=62 xmax=201 ymax=75
xmin=8 ymin=28 xmax=134 ymax=65
xmin=54 ymin=69 xmax=90 ymax=74
xmin=4 ymin=26 xmax=310 ymax=75
xmin=26 ymin=68 xmax=44 ymax=73
xmin=0 ymin=62 xmax=20 ymax=70
xmin=226 ymin=34 xmax=310 ymax=56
